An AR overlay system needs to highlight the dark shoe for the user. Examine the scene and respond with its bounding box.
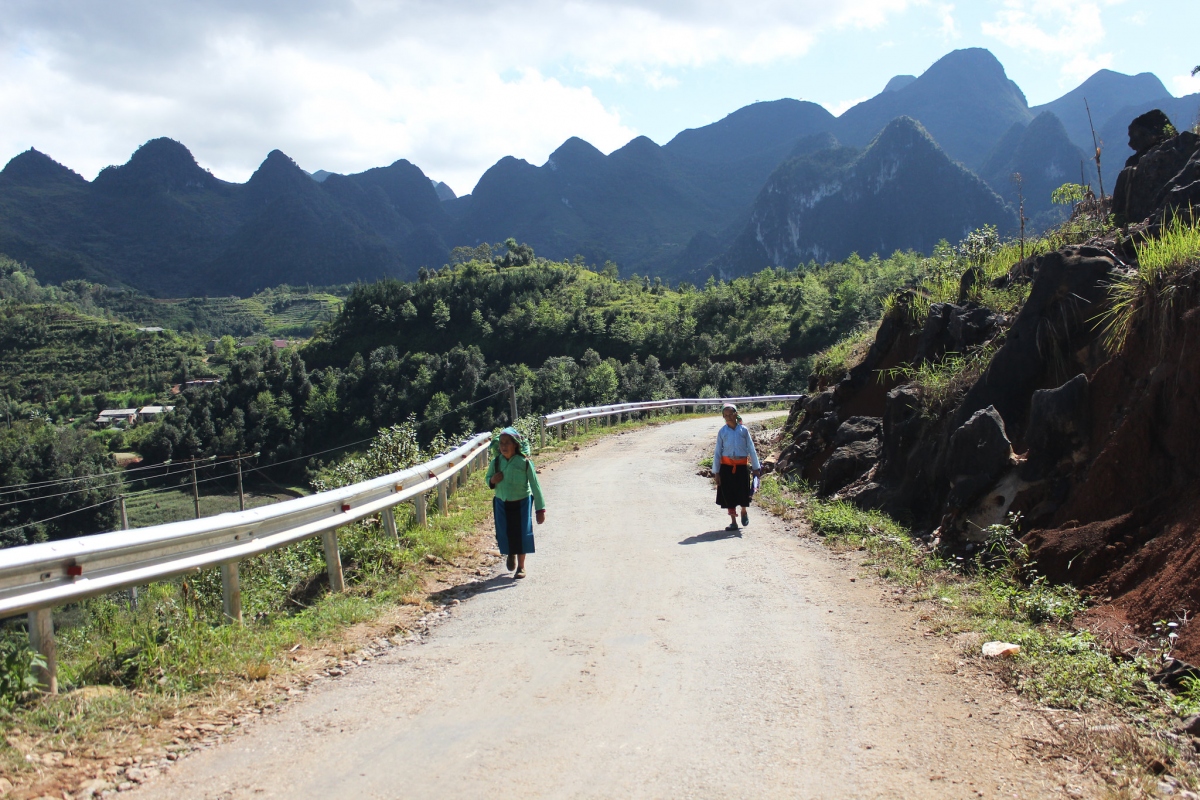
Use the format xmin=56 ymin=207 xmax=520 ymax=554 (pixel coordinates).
xmin=741 ymin=510 xmax=750 ymax=527
xmin=514 ymin=567 xmax=526 ymax=579
xmin=506 ymin=554 xmax=516 ymax=571
xmin=725 ymin=522 xmax=740 ymax=532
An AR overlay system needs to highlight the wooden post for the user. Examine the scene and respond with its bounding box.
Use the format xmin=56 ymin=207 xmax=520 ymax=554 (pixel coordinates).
xmin=321 ymin=530 xmax=345 ymax=592
xmin=415 ymin=494 xmax=428 ymax=526
xmin=236 ymin=456 xmax=245 ymax=512
xmin=220 ymin=562 xmax=242 ymax=624
xmin=191 ymin=460 xmax=200 ymax=519
xmin=382 ymin=507 xmax=399 ymax=542
xmin=119 ymin=495 xmax=138 ymax=607
xmin=27 ymin=609 xmax=57 ymax=694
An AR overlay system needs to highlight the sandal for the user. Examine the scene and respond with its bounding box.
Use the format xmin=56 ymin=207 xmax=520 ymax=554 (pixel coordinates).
xmin=514 ymin=567 xmax=526 ymax=579
xmin=741 ymin=510 xmax=750 ymax=527
xmin=506 ymin=554 xmax=516 ymax=571
xmin=725 ymin=522 xmax=740 ymax=532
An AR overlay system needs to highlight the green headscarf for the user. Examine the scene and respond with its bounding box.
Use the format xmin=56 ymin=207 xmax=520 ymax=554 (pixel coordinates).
xmin=490 ymin=426 xmax=531 ymax=458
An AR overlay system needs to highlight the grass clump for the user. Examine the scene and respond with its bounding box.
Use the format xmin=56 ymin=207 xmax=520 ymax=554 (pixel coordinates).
xmin=878 ymin=341 xmax=998 ymax=412
xmin=810 ymin=326 xmax=875 ymax=384
xmin=1102 ymin=213 xmax=1200 ymax=354
xmin=798 ymin=490 xmax=1171 ymax=714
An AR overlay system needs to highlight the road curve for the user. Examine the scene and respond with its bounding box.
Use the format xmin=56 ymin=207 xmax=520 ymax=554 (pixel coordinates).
xmin=139 ymin=414 xmax=1073 ymax=799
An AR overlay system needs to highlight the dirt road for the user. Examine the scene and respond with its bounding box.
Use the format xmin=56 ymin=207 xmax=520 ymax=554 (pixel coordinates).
xmin=140 ymin=414 xmax=1080 ymax=799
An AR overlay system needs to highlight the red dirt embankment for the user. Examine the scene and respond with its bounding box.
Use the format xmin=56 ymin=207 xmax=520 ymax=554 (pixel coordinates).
xmin=1025 ymin=302 xmax=1200 ymax=660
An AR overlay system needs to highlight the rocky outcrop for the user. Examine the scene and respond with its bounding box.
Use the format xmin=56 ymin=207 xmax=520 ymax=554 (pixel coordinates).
xmin=1111 ymin=111 xmax=1200 ymax=225
xmin=820 ymin=417 xmax=883 ymax=495
xmin=776 ymin=242 xmax=1116 ymax=540
xmin=951 ymin=245 xmax=1115 ymax=439
xmin=945 ymin=406 xmax=1014 ymax=511
xmin=773 ymin=111 xmax=1200 ymax=659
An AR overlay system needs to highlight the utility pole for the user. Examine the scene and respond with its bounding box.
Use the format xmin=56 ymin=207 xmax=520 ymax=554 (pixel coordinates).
xmin=191 ymin=459 xmax=200 ymax=520
xmin=508 ymin=384 xmax=518 ymax=424
xmin=119 ymin=494 xmax=137 ymax=607
xmin=236 ymin=455 xmax=245 ymax=512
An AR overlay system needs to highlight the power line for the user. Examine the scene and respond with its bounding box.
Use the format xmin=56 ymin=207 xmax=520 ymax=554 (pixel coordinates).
xmin=0 ymin=496 xmax=117 ymax=540
xmin=0 ymin=385 xmax=513 ymax=535
xmin=0 ymin=453 xmax=255 ymax=497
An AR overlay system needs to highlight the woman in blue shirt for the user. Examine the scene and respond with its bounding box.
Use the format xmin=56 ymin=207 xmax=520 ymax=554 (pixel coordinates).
xmin=713 ymin=404 xmax=761 ymax=531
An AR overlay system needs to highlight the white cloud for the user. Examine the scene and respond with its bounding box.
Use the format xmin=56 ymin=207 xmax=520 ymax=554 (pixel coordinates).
xmin=981 ymin=0 xmax=1114 ymax=85
xmin=1171 ymin=72 xmax=1200 ymax=98
xmin=825 ymin=96 xmax=871 ymax=116
xmin=0 ymin=0 xmax=922 ymax=193
xmin=936 ymin=4 xmax=959 ymax=39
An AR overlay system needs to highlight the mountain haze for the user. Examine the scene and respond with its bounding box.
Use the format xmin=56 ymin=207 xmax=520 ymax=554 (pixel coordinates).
xmin=720 ymin=118 xmax=1014 ymax=273
xmin=835 ymin=49 xmax=1031 ymax=170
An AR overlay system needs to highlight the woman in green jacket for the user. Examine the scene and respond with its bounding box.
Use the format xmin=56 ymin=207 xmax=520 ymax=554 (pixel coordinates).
xmin=485 ymin=427 xmax=546 ymax=579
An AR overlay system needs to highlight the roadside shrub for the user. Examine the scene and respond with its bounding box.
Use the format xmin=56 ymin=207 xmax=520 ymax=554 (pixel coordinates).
xmin=0 ymin=632 xmax=46 ymax=706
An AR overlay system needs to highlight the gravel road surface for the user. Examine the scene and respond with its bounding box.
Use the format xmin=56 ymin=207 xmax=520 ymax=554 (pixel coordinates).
xmin=139 ymin=414 xmax=1078 ymax=799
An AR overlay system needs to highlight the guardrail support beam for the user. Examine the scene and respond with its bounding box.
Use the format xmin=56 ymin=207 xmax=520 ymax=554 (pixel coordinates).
xmin=221 ymin=562 xmax=242 ymax=625
xmin=27 ymin=608 xmax=57 ymax=694
xmin=382 ymin=507 xmax=399 ymax=542
xmin=321 ymin=530 xmax=345 ymax=592
xmin=415 ymin=494 xmax=428 ymax=526
xmin=437 ymin=480 xmax=449 ymax=516
xmin=539 ymin=419 xmax=546 ymax=450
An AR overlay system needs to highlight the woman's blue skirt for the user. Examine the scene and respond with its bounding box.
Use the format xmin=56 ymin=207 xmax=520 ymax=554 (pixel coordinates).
xmin=494 ymin=495 xmax=536 ymax=555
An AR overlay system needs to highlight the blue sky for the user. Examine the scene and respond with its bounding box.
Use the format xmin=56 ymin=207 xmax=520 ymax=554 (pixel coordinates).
xmin=1 ymin=1 xmax=1197 ymax=195
xmin=584 ymin=2 xmax=1200 ymax=146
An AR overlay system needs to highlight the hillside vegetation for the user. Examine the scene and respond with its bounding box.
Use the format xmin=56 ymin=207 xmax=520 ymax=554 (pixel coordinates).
xmin=0 ymin=256 xmax=213 ymax=409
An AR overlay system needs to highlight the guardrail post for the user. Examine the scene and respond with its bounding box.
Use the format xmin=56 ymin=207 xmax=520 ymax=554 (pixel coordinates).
xmin=321 ymin=530 xmax=345 ymax=592
xmin=221 ymin=562 xmax=242 ymax=625
xmin=437 ymin=479 xmax=449 ymax=516
xmin=382 ymin=507 xmax=399 ymax=542
xmin=415 ymin=494 xmax=428 ymax=526
xmin=120 ymin=494 xmax=138 ymax=608
xmin=27 ymin=609 xmax=57 ymax=694
xmin=539 ymin=418 xmax=546 ymax=450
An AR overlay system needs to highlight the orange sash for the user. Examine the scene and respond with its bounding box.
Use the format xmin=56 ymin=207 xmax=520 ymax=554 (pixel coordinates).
xmin=720 ymin=456 xmax=749 ymax=472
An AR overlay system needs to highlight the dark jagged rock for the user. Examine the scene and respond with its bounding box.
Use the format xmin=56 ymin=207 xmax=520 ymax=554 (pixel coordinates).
xmin=945 ymin=406 xmax=1014 ymax=510
xmin=1021 ymin=374 xmax=1089 ymax=480
xmin=833 ymin=417 xmax=883 ymax=448
xmin=821 ymin=438 xmax=882 ymax=496
xmin=1112 ymin=128 xmax=1200 ymax=224
xmin=953 ymin=245 xmax=1115 ymax=438
xmin=819 ymin=416 xmax=884 ymax=496
xmin=1126 ymin=109 xmax=1175 ymax=161
xmin=914 ymin=302 xmax=1001 ymax=364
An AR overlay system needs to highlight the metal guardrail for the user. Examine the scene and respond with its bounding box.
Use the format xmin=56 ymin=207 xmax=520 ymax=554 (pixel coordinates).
xmin=0 ymin=433 xmax=493 ymax=693
xmin=538 ymin=395 xmax=802 ymax=448
xmin=1 ymin=393 xmax=806 ymax=694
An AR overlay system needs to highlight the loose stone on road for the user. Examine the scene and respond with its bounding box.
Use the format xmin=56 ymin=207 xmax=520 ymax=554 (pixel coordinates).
xmin=138 ymin=414 xmax=1079 ymax=799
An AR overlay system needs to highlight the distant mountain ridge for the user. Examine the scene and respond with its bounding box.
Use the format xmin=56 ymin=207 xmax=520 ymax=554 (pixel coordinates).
xmin=1 ymin=47 xmax=1197 ymax=295
xmin=720 ymin=118 xmax=1014 ymax=273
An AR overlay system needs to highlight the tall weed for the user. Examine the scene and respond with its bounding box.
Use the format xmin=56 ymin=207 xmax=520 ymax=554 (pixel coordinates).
xmin=1102 ymin=213 xmax=1200 ymax=354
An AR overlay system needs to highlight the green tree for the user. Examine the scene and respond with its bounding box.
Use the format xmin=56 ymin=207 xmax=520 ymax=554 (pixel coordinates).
xmin=216 ymin=335 xmax=237 ymax=360
xmin=431 ymin=299 xmax=450 ymax=329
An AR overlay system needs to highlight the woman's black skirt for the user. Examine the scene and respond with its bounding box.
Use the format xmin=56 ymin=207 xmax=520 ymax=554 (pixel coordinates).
xmin=715 ymin=463 xmax=753 ymax=509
